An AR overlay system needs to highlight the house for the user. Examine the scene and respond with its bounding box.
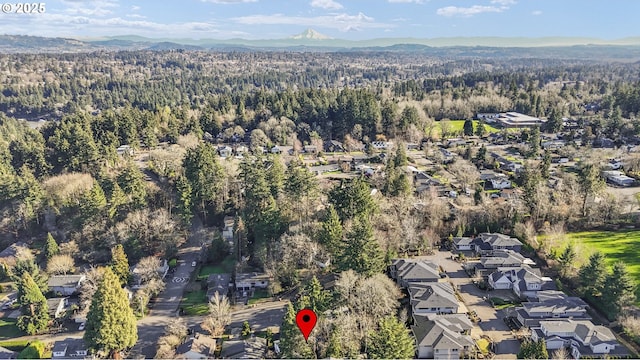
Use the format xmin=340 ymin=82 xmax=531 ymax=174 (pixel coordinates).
xmin=452 ymin=237 xmax=473 ymax=251
xmin=411 ymin=314 xmax=476 ymax=359
xmin=530 ymin=319 xmax=628 ymax=359
xmin=541 ymin=140 xmax=566 ymax=150
xmin=593 ymin=138 xmax=615 ymax=149
xmin=218 ymin=146 xmax=233 ymax=158
xmin=601 ymin=170 xmax=635 ymax=187
xmin=207 ymin=273 xmax=231 ymax=301
xmin=48 ymin=275 xmax=86 ymax=296
xmin=309 ymin=164 xmax=340 ymax=175
xmin=474 ymin=250 xmax=535 ymax=277
xmin=175 ymin=334 xmax=217 ymax=359
xmin=270 ymin=145 xmax=281 ymax=154
xmin=408 ymin=282 xmax=459 ymax=315
xmin=303 ymin=145 xmax=318 ymax=154
xmin=0 ymin=346 xmax=16 ymax=359
xmin=503 ymin=162 xmax=523 ymax=173
xmin=47 ymin=297 xmax=68 ymax=319
xmin=116 ymin=145 xmax=134 ymax=156
xmin=389 ymin=259 xmax=441 ymax=288
xmin=0 ymin=242 xmax=29 ymax=267
xmin=220 ymin=338 xmax=267 ymax=359
xmin=473 ymin=233 xmax=523 ymax=254
xmin=371 ymin=141 xmax=393 ymax=150
xmin=515 ymin=292 xmax=590 ymax=328
xmin=500 ymin=188 xmax=522 ymax=200
xmin=51 ymin=339 xmax=88 ymax=359
xmin=222 ymin=216 xmax=235 ymax=248
xmin=492 ymin=112 xmax=546 ymax=128
xmin=235 ymin=273 xmax=270 ymax=297
xmin=490 ymin=176 xmax=512 ymax=190
xmin=324 ymin=140 xmax=345 ymax=153
xmin=487 ymin=266 xmax=555 ymax=298
xmin=131 ymin=259 xmax=169 ymax=287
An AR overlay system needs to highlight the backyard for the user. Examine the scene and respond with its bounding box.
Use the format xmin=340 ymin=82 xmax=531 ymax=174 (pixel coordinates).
xmin=0 ymin=319 xmax=22 ymax=340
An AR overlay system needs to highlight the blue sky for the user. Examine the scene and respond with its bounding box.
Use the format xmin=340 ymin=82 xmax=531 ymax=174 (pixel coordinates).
xmin=1 ymin=0 xmax=638 ymax=40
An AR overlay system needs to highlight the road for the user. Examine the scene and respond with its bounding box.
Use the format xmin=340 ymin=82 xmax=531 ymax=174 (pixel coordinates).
xmin=186 ymin=300 xmax=288 ymax=335
xmin=419 ymin=250 xmax=520 ymax=359
xmin=129 ymin=217 xmax=207 ymax=359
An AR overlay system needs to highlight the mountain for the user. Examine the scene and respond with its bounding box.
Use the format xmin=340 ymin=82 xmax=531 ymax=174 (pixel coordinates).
xmin=289 ymin=28 xmax=332 ymax=40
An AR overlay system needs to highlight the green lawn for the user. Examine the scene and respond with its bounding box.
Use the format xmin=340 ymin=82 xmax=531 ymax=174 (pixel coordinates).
xmin=559 ymin=230 xmax=640 ymax=301
xmin=198 ymin=257 xmax=235 ymax=280
xmin=0 ymin=319 xmax=23 ymax=340
xmin=476 ymin=338 xmax=490 ymax=354
xmin=436 ymin=120 xmax=500 ymax=138
xmin=180 ymin=290 xmax=209 ymax=316
xmin=247 ymin=289 xmax=271 ymax=305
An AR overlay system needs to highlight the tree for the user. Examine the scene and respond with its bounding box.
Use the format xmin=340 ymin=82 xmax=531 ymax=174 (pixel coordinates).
xmin=338 ymin=216 xmax=384 ymax=277
xmin=18 ymin=341 xmax=47 ymax=359
xmin=578 ymin=252 xmax=607 ymax=300
xmin=284 ymin=158 xmax=317 ymax=206
xmin=175 ymin=175 xmax=193 ymax=226
xmin=134 ymin=256 xmax=162 ymax=285
xmin=201 ymin=292 xmax=231 ymax=337
xmin=84 ymin=267 xmax=138 ymax=358
xmin=108 ymin=182 xmax=127 ymax=220
xmin=279 ymin=302 xmax=314 ymax=359
xmin=118 ymin=163 xmax=147 ymax=209
xmin=80 ymin=181 xmax=107 ymax=220
xmin=367 ymin=316 xmax=415 ymax=359
xmin=517 ymin=339 xmax=548 ymax=359
xmin=43 ymin=232 xmax=59 ymax=260
xmin=475 ymin=119 xmax=488 ymax=137
xmin=558 ymin=243 xmax=576 ymax=279
xmin=46 ymin=254 xmax=75 ymax=275
xmin=266 ymin=155 xmax=285 ymax=198
xmin=328 ymin=177 xmax=377 ymax=221
xmin=11 ymin=258 xmax=48 ymax=295
xmin=302 ymin=276 xmax=330 ymax=313
xmin=463 ymin=119 xmax=474 ymax=136
xmin=110 ymin=244 xmax=130 ymax=286
xmin=577 ymin=163 xmax=605 ymax=217
xmin=183 ymin=143 xmax=224 ymax=221
xmin=319 ymin=205 xmax=343 ymax=260
xmin=16 ymin=273 xmax=49 ymax=335
xmin=528 ymin=127 xmax=541 ymax=158
xmin=241 ymin=321 xmax=251 ymax=338
xmin=602 ymin=261 xmax=636 ymax=320
xmin=541 ymin=150 xmax=552 ymax=179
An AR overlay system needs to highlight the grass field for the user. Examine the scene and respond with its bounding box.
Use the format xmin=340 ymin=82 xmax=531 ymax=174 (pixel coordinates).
xmin=435 ymin=120 xmax=500 ymax=138
xmin=558 ymin=230 xmax=640 ymax=300
xmin=197 ymin=257 xmax=235 ymax=280
xmin=180 ymin=290 xmax=209 ymax=316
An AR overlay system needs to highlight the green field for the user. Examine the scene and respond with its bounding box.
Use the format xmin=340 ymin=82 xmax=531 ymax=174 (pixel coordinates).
xmin=436 ymin=120 xmax=500 ymax=138
xmin=180 ymin=290 xmax=209 ymax=316
xmin=0 ymin=319 xmax=23 ymax=340
xmin=560 ymin=230 xmax=640 ymax=300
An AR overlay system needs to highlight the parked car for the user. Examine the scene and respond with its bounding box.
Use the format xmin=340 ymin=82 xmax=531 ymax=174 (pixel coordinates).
xmin=191 ymin=261 xmax=197 ymax=267
xmin=79 ymin=322 xmax=86 ymax=331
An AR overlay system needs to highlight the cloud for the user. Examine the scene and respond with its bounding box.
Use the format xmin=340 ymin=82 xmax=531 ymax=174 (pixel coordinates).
xmin=131 ymin=5 xmax=140 ymax=11
xmin=436 ymin=0 xmax=515 ymax=17
xmin=388 ymin=0 xmax=426 ymax=3
xmin=490 ymin=0 xmax=516 ymax=5
xmin=531 ymin=10 xmax=543 ymax=15
xmin=232 ymin=12 xmax=391 ymax=32
xmin=310 ymin=0 xmax=343 ymax=10
xmin=201 ymin=0 xmax=257 ymax=3
xmin=61 ymin=0 xmax=118 ymax=17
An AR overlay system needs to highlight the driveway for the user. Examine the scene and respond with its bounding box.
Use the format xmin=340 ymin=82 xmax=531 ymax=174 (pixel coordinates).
xmin=419 ymin=250 xmax=520 ymax=359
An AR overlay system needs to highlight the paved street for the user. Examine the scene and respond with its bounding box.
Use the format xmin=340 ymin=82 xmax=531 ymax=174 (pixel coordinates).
xmin=419 ymin=250 xmax=520 ymax=359
xmin=129 ymin=218 xmax=206 ymax=359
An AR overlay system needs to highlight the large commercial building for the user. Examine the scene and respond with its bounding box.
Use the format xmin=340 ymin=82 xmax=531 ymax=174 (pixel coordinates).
xmin=477 ymin=112 xmax=546 ymax=128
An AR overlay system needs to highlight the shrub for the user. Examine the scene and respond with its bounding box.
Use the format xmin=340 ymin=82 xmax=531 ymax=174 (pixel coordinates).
xmin=168 ymin=259 xmax=178 ymax=268
xmin=18 ymin=341 xmax=46 ymax=359
xmin=0 ymin=340 xmax=31 ymax=351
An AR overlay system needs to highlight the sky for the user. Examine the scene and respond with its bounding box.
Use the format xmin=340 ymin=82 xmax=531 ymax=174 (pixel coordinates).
xmin=0 ymin=0 xmax=638 ymax=40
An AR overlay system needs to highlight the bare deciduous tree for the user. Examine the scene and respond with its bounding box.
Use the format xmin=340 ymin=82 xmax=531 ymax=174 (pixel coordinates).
xmin=78 ymin=266 xmax=105 ymax=315
xmin=135 ymin=256 xmax=162 ymax=285
xmin=46 ymin=254 xmax=75 ymax=275
xmin=201 ymin=292 xmax=231 ymax=337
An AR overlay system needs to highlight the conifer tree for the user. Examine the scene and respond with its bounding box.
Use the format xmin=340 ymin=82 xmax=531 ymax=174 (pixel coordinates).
xmin=279 ymin=303 xmax=314 ymax=359
xmin=84 ymin=268 xmax=138 ymax=358
xmin=175 ymin=175 xmax=193 ymax=226
xmin=319 ymin=205 xmax=343 ymax=259
xmin=339 ymin=216 xmax=384 ymax=277
xmin=16 ymin=273 xmax=49 ymax=335
xmin=367 ymin=316 xmax=415 ymax=359
xmin=43 ymin=232 xmax=59 ymax=260
xmin=602 ymin=261 xmax=636 ymax=320
xmin=110 ymin=244 xmax=130 ymax=286
xmin=108 ymin=182 xmax=127 ymax=220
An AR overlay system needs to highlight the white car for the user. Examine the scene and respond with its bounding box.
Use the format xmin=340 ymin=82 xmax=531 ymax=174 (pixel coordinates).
xmin=191 ymin=261 xmax=197 ymax=267
xmin=79 ymin=322 xmax=86 ymax=331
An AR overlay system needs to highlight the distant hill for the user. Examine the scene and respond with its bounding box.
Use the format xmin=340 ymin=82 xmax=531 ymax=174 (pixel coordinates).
xmin=147 ymin=42 xmax=205 ymax=51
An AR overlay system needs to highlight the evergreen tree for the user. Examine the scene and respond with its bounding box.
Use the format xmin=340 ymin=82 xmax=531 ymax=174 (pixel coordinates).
xmin=11 ymin=258 xmax=48 ymax=294
xmin=517 ymin=339 xmax=548 ymax=359
xmin=602 ymin=262 xmax=636 ymax=320
xmin=183 ymin=143 xmax=224 ymax=220
xmin=110 ymin=244 xmax=130 ymax=286
xmin=475 ymin=119 xmax=488 ymax=137
xmin=558 ymin=243 xmax=576 ymax=278
xmin=118 ymin=163 xmax=147 ymax=209
xmin=578 ymin=163 xmax=605 ymax=217
xmin=339 ymin=216 xmax=384 ymax=277
xmin=328 ymin=177 xmax=377 ymax=221
xmin=265 ymin=155 xmax=285 ymax=199
xmin=108 ymin=182 xmax=127 ymax=220
xmin=541 ymin=150 xmax=552 ymax=179
xmin=319 ymin=205 xmax=343 ymax=259
xmin=84 ymin=268 xmax=138 ymax=358
xmin=303 ymin=276 xmax=330 ymax=313
xmin=279 ymin=303 xmax=314 ymax=359
xmin=367 ymin=316 xmax=415 ymax=359
xmin=16 ymin=273 xmax=49 ymax=335
xmin=463 ymin=119 xmax=474 ymax=136
xmin=175 ymin=175 xmax=193 ymax=226
xmin=528 ymin=126 xmax=541 ymax=158
xmin=578 ymin=252 xmax=607 ymax=300
xmin=43 ymin=232 xmax=59 ymax=260
xmin=80 ymin=181 xmax=107 ymax=220
xmin=284 ymin=158 xmax=317 ymax=203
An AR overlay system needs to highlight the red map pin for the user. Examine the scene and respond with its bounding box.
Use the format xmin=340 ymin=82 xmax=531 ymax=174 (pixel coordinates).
xmin=295 ymin=308 xmax=317 ymax=342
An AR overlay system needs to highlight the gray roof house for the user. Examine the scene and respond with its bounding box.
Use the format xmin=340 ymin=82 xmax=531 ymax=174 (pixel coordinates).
xmin=473 ymin=233 xmax=523 ymax=254
xmin=515 ymin=292 xmax=590 ymax=328
xmin=48 ymin=275 xmax=86 ymax=296
xmin=531 ymin=319 xmax=628 ymax=359
xmin=47 ymin=297 xmax=68 ymax=319
xmin=389 ymin=259 xmax=442 ymax=288
xmin=0 ymin=242 xmax=29 ymax=267
xmin=221 ymin=338 xmax=266 ymax=359
xmin=488 ymin=266 xmax=555 ymax=299
xmin=207 ymin=273 xmax=231 ymax=302
xmin=0 ymin=346 xmax=16 ymax=359
xmin=175 ymin=334 xmax=217 ymax=359
xmin=411 ymin=314 xmax=476 ymax=359
xmin=474 ymin=250 xmax=535 ymax=276
xmin=408 ymin=282 xmax=459 ymax=315
xmin=452 ymin=237 xmax=474 ymax=251
xmin=51 ymin=339 xmax=88 ymax=359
